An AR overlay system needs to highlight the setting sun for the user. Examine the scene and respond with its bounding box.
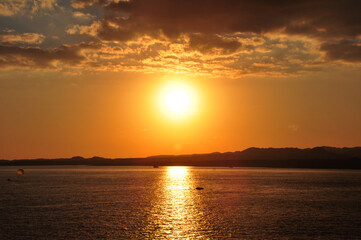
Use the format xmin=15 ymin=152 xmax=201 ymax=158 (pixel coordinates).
xmin=158 ymin=81 xmax=198 ymax=119
xmin=1 ymin=1 xmax=361 ymax=239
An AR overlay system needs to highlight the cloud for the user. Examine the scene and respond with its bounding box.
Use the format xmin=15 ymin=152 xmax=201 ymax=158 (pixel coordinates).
xmin=188 ymin=34 xmax=241 ymax=54
xmin=0 ymin=0 xmax=58 ymax=16
xmin=72 ymin=11 xmax=96 ymax=21
xmin=320 ymin=40 xmax=361 ymax=62
xmin=0 ymin=0 xmax=26 ymax=16
xmin=31 ymin=0 xmax=58 ymax=13
xmin=66 ymin=21 xmax=101 ymax=36
xmin=67 ymin=0 xmax=361 ymax=64
xmin=2 ymin=0 xmax=360 ymax=74
xmin=71 ymin=0 xmax=103 ymax=9
xmin=74 ymin=34 xmax=321 ymax=77
xmin=0 ymin=42 xmax=99 ymax=68
xmin=97 ymin=0 xmax=361 ymax=39
xmin=0 ymin=32 xmax=45 ymax=44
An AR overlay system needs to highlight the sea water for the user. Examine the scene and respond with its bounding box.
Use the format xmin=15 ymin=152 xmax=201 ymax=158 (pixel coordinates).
xmin=1 ymin=166 xmax=360 ymax=239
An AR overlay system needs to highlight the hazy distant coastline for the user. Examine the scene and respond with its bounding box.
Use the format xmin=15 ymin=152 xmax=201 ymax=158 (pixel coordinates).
xmin=1 ymin=147 xmax=361 ymax=169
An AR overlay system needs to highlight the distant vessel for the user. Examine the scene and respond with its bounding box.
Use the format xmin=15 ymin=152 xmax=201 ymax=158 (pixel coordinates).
xmin=153 ymin=165 xmax=159 ymax=168
xmin=195 ymin=187 xmax=204 ymax=190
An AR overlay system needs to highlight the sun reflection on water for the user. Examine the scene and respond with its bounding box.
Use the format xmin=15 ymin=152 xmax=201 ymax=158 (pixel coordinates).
xmin=166 ymin=166 xmax=189 ymax=190
xmin=167 ymin=166 xmax=188 ymax=176
xmin=146 ymin=166 xmax=203 ymax=239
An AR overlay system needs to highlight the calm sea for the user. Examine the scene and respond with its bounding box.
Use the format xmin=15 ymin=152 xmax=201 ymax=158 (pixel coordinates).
xmin=1 ymin=166 xmax=361 ymax=239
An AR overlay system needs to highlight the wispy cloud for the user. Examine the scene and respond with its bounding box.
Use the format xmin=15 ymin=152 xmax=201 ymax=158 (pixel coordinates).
xmin=0 ymin=0 xmax=58 ymax=16
xmin=0 ymin=42 xmax=99 ymax=69
xmin=0 ymin=31 xmax=45 ymax=44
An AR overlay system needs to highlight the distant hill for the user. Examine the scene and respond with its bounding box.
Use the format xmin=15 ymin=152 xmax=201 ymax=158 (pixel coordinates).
xmin=1 ymin=147 xmax=361 ymax=169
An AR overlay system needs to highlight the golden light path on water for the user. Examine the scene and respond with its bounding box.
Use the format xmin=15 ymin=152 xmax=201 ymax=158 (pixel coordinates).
xmin=147 ymin=166 xmax=203 ymax=239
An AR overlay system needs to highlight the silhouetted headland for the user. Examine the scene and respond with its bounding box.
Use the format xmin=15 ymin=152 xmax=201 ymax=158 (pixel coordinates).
xmin=1 ymin=147 xmax=361 ymax=169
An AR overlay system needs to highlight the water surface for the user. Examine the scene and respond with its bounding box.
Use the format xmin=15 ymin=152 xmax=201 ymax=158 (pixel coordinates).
xmin=1 ymin=166 xmax=361 ymax=239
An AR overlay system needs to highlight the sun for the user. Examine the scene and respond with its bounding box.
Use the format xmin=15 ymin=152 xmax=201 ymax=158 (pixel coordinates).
xmin=158 ymin=81 xmax=198 ymax=119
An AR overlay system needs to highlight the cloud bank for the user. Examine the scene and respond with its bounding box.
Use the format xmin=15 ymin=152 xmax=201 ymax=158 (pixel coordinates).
xmin=0 ymin=0 xmax=360 ymax=75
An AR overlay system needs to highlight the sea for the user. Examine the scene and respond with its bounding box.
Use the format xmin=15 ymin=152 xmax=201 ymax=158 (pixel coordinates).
xmin=0 ymin=166 xmax=361 ymax=239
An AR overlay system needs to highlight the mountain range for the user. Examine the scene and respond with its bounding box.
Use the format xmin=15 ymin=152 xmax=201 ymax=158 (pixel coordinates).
xmin=1 ymin=147 xmax=361 ymax=169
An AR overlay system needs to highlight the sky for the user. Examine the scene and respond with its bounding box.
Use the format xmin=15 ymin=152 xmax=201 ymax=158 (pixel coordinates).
xmin=0 ymin=0 xmax=361 ymax=159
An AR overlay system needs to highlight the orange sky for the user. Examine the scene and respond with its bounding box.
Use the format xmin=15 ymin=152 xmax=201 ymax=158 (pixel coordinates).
xmin=0 ymin=0 xmax=361 ymax=159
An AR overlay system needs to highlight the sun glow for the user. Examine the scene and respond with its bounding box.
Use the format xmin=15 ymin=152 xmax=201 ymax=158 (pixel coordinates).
xmin=158 ymin=81 xmax=198 ymax=120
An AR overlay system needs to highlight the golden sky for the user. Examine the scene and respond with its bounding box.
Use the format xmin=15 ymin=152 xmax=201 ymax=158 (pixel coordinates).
xmin=0 ymin=0 xmax=361 ymax=159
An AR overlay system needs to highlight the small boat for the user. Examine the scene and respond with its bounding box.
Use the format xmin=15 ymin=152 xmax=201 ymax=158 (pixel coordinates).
xmin=195 ymin=187 xmax=204 ymax=190
xmin=153 ymin=165 xmax=159 ymax=168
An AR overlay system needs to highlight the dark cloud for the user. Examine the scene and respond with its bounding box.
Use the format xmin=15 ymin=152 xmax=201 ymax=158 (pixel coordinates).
xmin=0 ymin=42 xmax=99 ymax=68
xmin=97 ymin=0 xmax=361 ymax=39
xmin=97 ymin=21 xmax=136 ymax=41
xmin=188 ymin=34 xmax=241 ymax=54
xmin=70 ymin=0 xmax=361 ymax=62
xmin=321 ymin=41 xmax=361 ymax=62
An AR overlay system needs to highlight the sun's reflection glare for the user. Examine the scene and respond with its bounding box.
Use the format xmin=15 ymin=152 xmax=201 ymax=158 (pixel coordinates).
xmin=166 ymin=166 xmax=190 ymax=194
xmin=167 ymin=166 xmax=188 ymax=178
xmin=147 ymin=166 xmax=203 ymax=238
